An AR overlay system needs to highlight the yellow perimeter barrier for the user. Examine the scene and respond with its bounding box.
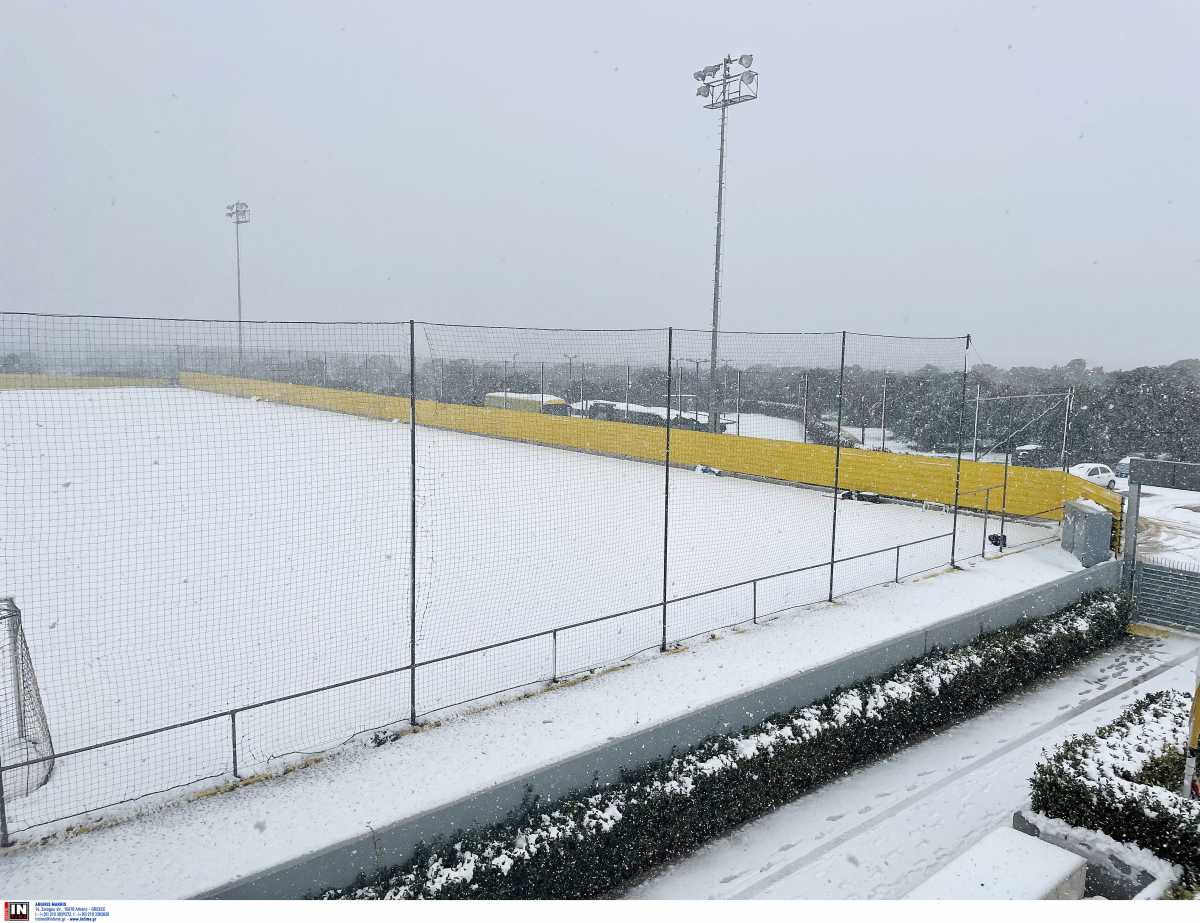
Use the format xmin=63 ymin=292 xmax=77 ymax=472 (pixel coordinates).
xmin=180 ymin=372 xmax=1120 ymax=524
xmin=0 ymin=373 xmax=170 ymax=390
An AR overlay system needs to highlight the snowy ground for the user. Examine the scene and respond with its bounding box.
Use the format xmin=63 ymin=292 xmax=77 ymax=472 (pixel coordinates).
xmin=0 ymin=541 xmax=1091 ymax=896
xmin=1133 ymin=485 xmax=1200 ymax=568
xmin=0 ymin=387 xmax=1047 ymax=837
xmin=734 ymin=413 xmax=914 ymax=452
xmin=630 ymin=629 xmax=1200 ymax=899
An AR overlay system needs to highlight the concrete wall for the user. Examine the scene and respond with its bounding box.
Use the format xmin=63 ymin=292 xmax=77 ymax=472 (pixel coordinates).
xmin=201 ymin=559 xmax=1120 ymax=899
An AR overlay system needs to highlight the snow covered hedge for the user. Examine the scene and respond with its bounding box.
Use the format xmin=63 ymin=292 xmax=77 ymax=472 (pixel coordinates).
xmin=324 ymin=590 xmax=1129 ymax=900
xmin=1030 ymin=689 xmax=1200 ymax=887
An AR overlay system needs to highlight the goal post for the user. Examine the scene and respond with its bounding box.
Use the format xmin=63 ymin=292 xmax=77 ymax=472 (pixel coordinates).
xmin=1 ymin=597 xmax=55 ymax=808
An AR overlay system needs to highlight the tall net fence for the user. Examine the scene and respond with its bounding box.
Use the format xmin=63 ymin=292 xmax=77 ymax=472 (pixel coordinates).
xmin=0 ymin=313 xmax=1052 ymax=843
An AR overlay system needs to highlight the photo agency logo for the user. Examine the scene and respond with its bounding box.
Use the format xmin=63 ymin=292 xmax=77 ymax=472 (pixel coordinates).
xmin=3 ymin=903 xmax=30 ymax=922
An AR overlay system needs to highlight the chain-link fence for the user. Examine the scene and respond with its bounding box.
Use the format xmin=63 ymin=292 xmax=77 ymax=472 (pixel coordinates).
xmin=2 ymin=312 xmax=1083 ymax=843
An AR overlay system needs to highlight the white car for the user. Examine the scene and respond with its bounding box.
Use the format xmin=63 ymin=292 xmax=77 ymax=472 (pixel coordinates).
xmin=1069 ymin=462 xmax=1117 ymax=490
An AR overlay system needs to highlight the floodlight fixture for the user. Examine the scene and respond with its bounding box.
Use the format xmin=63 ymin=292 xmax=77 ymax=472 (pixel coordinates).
xmin=225 ymin=201 xmax=249 ymax=224
xmin=738 ymin=54 xmax=754 ymax=67
xmin=696 ymin=84 xmax=711 ymax=97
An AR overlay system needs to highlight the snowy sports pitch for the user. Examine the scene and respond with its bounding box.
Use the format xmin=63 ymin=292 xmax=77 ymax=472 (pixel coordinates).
xmin=1 ymin=387 xmax=1047 ymax=833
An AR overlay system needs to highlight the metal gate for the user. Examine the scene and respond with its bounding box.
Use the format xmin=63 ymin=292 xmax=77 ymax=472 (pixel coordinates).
xmin=1133 ymin=558 xmax=1200 ymax=633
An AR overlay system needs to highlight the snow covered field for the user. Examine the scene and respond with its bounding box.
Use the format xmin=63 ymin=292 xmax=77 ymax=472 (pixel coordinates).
xmin=0 ymin=387 xmax=1047 ymax=835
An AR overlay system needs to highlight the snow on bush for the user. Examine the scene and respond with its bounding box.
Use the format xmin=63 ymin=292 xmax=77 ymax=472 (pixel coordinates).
xmin=324 ymin=590 xmax=1129 ymax=900
xmin=1031 ymin=689 xmax=1200 ymax=886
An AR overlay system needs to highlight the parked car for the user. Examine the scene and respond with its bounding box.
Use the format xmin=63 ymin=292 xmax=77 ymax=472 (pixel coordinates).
xmin=1069 ymin=462 xmax=1117 ymax=490
xmin=1114 ymin=455 xmax=1148 ymax=478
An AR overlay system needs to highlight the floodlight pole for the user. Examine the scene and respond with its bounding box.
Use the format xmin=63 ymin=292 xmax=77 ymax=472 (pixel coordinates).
xmin=706 ymin=56 xmax=730 ymax=434
xmin=225 ymin=201 xmax=249 ymax=367
xmin=235 ymin=220 xmax=243 ymax=363
xmin=693 ymin=54 xmax=757 ymax=433
xmin=801 ymin=373 xmax=809 ymax=443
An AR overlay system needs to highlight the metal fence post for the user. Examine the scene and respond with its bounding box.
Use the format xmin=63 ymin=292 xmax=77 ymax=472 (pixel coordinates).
xmin=625 ymin=363 xmax=631 ymax=421
xmin=661 ymin=327 xmax=674 ymax=651
xmin=752 ymin=580 xmax=757 ymax=624
xmin=972 ymin=383 xmax=981 ymax=461
xmin=895 ymin=545 xmax=901 ymax=583
xmin=1122 ymin=480 xmax=1141 ymax=596
xmin=409 ymin=321 xmax=419 ymax=725
xmin=999 ymin=446 xmax=1011 ymax=550
xmin=801 ymin=372 xmax=809 ymax=443
xmin=828 ymin=331 xmax=847 ymax=602
xmin=0 ymin=759 xmax=9 ymax=848
xmin=981 ymin=488 xmax=991 ymax=559
xmin=736 ymin=370 xmax=742 ymax=436
xmin=230 ymin=711 xmax=240 ymax=779
xmin=879 ymin=374 xmax=887 ymax=451
xmin=950 ymin=335 xmax=970 ymax=567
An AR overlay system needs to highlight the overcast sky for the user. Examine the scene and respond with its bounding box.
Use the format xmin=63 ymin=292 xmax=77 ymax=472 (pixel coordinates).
xmin=3 ymin=1 xmax=1197 ymax=369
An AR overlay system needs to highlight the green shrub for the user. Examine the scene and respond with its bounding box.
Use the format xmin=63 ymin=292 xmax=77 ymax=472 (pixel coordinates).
xmin=1030 ymin=690 xmax=1200 ymax=887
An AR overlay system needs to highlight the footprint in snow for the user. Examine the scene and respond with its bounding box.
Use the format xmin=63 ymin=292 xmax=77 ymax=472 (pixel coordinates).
xmin=778 ymin=842 xmax=798 ymax=852
xmin=825 ymin=813 xmax=844 ymax=822
xmin=857 ymin=806 xmax=872 ymax=815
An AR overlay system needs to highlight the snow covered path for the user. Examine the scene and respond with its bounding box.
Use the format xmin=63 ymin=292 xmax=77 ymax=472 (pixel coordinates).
xmin=630 ymin=629 xmax=1200 ymax=900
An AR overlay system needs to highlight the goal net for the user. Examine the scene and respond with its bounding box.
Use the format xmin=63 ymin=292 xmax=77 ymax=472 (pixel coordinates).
xmin=1 ymin=597 xmax=54 ymax=799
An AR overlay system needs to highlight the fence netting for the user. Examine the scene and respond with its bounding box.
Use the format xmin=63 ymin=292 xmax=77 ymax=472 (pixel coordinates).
xmin=0 ymin=313 xmax=1026 ymax=843
xmin=414 ymin=325 xmax=670 ymax=714
xmin=1 ymin=314 xmax=414 ymax=838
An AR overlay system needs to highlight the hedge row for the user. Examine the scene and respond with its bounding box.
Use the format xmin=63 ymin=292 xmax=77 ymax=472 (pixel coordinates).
xmin=1030 ymin=688 xmax=1200 ymax=887
xmin=323 ymin=590 xmax=1130 ymax=900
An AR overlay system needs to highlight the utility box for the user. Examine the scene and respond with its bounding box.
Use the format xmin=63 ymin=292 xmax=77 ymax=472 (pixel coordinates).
xmin=1062 ymin=499 xmax=1113 ymax=568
